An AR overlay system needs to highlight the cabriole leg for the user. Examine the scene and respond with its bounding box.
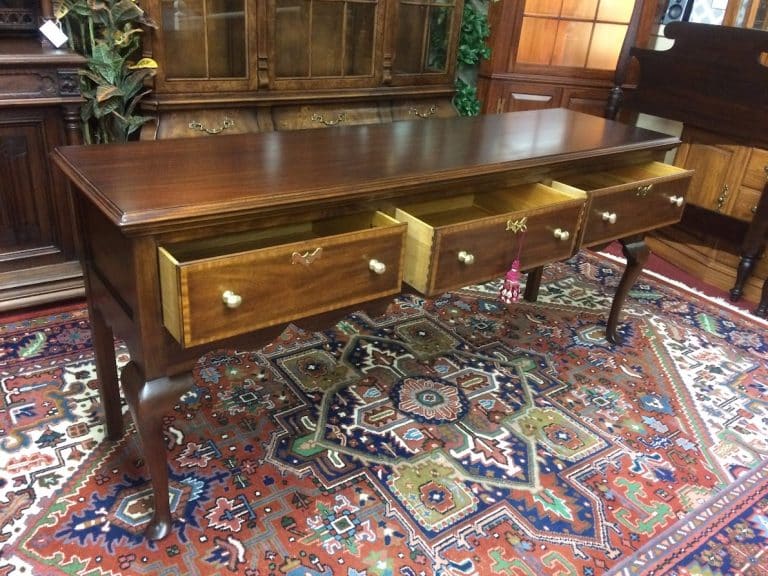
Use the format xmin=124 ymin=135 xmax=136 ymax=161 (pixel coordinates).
xmin=120 ymin=361 xmax=194 ymax=540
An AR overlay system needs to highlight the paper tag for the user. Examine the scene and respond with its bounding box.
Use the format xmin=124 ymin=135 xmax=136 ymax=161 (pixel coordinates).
xmin=39 ymin=20 xmax=69 ymax=49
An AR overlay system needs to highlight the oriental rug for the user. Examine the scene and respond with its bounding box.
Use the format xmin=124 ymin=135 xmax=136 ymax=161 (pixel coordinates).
xmin=1 ymin=251 xmax=767 ymax=576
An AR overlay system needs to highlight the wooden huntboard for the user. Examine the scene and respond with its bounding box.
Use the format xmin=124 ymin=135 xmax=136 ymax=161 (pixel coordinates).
xmin=52 ymin=108 xmax=691 ymax=541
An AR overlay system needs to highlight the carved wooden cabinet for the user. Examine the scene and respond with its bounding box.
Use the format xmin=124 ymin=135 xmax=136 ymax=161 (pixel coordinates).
xmin=142 ymin=0 xmax=464 ymax=138
xmin=0 ymin=36 xmax=85 ymax=310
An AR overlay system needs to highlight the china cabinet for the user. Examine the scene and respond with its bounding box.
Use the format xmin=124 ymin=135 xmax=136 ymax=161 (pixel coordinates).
xmin=477 ymin=0 xmax=659 ymax=116
xmin=141 ymin=0 xmax=464 ymax=138
xmin=0 ymin=1 xmax=85 ymax=310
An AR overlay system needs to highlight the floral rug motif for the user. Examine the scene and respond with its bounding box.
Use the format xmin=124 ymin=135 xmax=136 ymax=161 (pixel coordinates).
xmin=1 ymin=251 xmax=766 ymax=575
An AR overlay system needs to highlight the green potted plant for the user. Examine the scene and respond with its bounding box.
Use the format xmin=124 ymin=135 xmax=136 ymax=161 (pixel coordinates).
xmin=55 ymin=0 xmax=158 ymax=144
xmin=454 ymin=0 xmax=492 ymax=116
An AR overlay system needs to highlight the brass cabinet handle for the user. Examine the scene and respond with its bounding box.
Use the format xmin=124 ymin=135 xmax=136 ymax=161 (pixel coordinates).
xmin=311 ymin=112 xmax=346 ymax=126
xmin=222 ymin=290 xmax=243 ymax=309
xmin=636 ymin=184 xmax=654 ymax=197
xmin=553 ymin=228 xmax=570 ymax=241
xmin=188 ymin=117 xmax=234 ymax=134
xmin=408 ymin=105 xmax=437 ymax=118
xmin=506 ymin=217 xmax=528 ymax=233
xmin=291 ymin=247 xmax=323 ymax=265
xmin=368 ymin=259 xmax=386 ymax=274
xmin=752 ymin=205 xmax=758 ymax=214
xmin=669 ymin=195 xmax=684 ymax=207
xmin=716 ymin=184 xmax=729 ymax=211
xmin=601 ymin=211 xmax=617 ymax=224
xmin=457 ymin=250 xmax=475 ymax=265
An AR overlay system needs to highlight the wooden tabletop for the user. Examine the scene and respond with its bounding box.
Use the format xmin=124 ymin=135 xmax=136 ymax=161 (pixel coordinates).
xmin=52 ymin=108 xmax=680 ymax=231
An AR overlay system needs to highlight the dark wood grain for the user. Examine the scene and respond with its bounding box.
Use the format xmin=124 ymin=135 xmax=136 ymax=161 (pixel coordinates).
xmin=53 ymin=109 xmax=679 ymax=230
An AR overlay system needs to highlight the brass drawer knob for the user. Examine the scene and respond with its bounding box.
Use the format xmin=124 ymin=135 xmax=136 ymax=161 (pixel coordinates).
xmin=222 ymin=290 xmax=243 ymax=309
xmin=601 ymin=211 xmax=617 ymax=224
xmin=457 ymin=250 xmax=475 ymax=265
xmin=368 ymin=259 xmax=387 ymax=274
xmin=669 ymin=195 xmax=684 ymax=207
xmin=553 ymin=228 xmax=570 ymax=241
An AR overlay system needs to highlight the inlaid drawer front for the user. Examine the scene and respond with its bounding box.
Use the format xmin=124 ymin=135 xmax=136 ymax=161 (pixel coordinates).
xmin=272 ymin=103 xmax=384 ymax=131
xmin=146 ymin=108 xmax=270 ymax=139
xmin=552 ymin=161 xmax=693 ymax=247
xmin=159 ymin=212 xmax=405 ymax=348
xmin=394 ymin=183 xmax=586 ymax=296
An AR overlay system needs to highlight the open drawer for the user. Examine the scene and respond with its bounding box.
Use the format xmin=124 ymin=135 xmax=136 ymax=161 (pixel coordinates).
xmin=159 ymin=212 xmax=406 ymax=348
xmin=393 ymin=182 xmax=586 ymax=296
xmin=551 ymin=161 xmax=693 ymax=247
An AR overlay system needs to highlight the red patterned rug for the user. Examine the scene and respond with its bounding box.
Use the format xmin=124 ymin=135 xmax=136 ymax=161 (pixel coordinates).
xmin=1 ymin=251 xmax=767 ymax=575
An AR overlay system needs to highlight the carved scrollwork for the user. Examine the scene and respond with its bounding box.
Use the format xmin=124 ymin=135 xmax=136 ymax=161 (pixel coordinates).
xmin=58 ymin=70 xmax=81 ymax=97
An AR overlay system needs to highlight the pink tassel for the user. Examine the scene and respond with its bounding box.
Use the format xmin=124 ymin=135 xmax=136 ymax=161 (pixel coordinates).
xmin=500 ymin=259 xmax=521 ymax=304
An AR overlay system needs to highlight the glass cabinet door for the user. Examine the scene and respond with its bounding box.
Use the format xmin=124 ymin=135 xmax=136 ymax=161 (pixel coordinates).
xmin=516 ymin=0 xmax=634 ymax=72
xmin=391 ymin=0 xmax=459 ymax=82
xmin=272 ymin=0 xmax=383 ymax=88
xmin=153 ymin=0 xmax=252 ymax=92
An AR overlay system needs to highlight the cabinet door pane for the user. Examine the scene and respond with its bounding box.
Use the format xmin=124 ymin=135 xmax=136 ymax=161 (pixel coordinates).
xmin=161 ymin=0 xmax=246 ymax=79
xmin=395 ymin=0 xmax=455 ymax=74
xmin=275 ymin=0 xmax=377 ymax=80
xmin=275 ymin=0 xmax=310 ymax=77
xmin=561 ymin=0 xmax=597 ymax=19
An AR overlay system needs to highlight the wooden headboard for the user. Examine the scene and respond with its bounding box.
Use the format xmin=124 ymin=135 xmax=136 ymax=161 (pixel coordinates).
xmin=628 ymin=22 xmax=768 ymax=148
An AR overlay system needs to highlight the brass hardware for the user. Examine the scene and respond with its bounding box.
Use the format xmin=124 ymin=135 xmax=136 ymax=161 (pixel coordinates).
xmin=368 ymin=259 xmax=386 ymax=274
xmin=636 ymin=184 xmax=653 ymax=197
xmin=752 ymin=205 xmax=758 ymax=214
xmin=291 ymin=247 xmax=323 ymax=265
xmin=553 ymin=228 xmax=570 ymax=241
xmin=601 ymin=211 xmax=617 ymax=224
xmin=716 ymin=184 xmax=729 ymax=211
xmin=408 ymin=105 xmax=437 ymax=119
xmin=669 ymin=195 xmax=684 ymax=207
xmin=188 ymin=117 xmax=235 ymax=135
xmin=311 ymin=112 xmax=346 ymax=126
xmin=222 ymin=290 xmax=242 ymax=309
xmin=506 ymin=217 xmax=527 ymax=233
xmin=457 ymin=250 xmax=475 ymax=265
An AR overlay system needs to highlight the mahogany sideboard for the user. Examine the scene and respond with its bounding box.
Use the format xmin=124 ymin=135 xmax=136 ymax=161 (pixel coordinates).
xmin=51 ymin=108 xmax=691 ymax=540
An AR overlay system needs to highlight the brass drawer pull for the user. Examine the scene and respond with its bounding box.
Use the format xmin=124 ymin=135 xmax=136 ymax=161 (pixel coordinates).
xmin=188 ymin=117 xmax=235 ymax=135
xmin=601 ymin=211 xmax=617 ymax=224
xmin=408 ymin=105 xmax=437 ymax=118
xmin=506 ymin=217 xmax=528 ymax=233
xmin=716 ymin=184 xmax=729 ymax=211
xmin=291 ymin=247 xmax=323 ymax=265
xmin=457 ymin=250 xmax=475 ymax=265
xmin=553 ymin=228 xmax=570 ymax=241
xmin=368 ymin=259 xmax=386 ymax=274
xmin=636 ymin=184 xmax=653 ymax=197
xmin=669 ymin=195 xmax=684 ymax=207
xmin=752 ymin=205 xmax=758 ymax=214
xmin=311 ymin=112 xmax=346 ymax=126
xmin=222 ymin=290 xmax=243 ymax=309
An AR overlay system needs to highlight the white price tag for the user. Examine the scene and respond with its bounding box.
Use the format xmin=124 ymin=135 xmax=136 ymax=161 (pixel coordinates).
xmin=39 ymin=20 xmax=69 ymax=49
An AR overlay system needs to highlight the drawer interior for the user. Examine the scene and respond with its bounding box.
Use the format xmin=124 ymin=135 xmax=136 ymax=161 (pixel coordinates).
xmin=554 ymin=161 xmax=686 ymax=192
xmin=162 ymin=211 xmax=401 ymax=263
xmin=394 ymin=182 xmax=583 ymax=227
